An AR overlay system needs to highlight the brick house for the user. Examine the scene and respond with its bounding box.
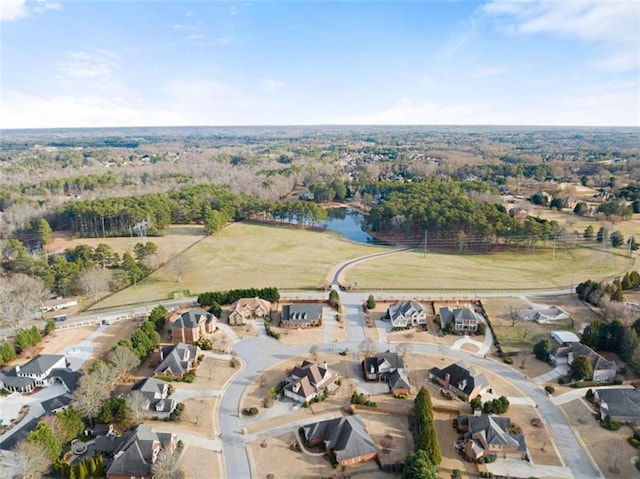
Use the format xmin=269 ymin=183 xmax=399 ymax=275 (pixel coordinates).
xmin=171 ymin=308 xmax=215 ymax=343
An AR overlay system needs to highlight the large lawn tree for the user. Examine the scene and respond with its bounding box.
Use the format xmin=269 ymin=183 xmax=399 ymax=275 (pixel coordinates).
xmin=402 ymin=450 xmax=437 ymax=479
xmin=571 ymin=355 xmax=593 ymax=381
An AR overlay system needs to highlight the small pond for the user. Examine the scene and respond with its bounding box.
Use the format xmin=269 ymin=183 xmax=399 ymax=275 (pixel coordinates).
xmin=322 ymin=207 xmax=382 ymax=244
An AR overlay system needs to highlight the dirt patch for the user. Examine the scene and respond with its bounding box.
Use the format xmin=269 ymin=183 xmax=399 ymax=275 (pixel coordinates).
xmin=146 ymin=396 xmax=217 ymax=438
xmin=38 ymin=326 xmax=98 ymax=355
xmin=434 ymin=410 xmax=478 ymax=474
xmin=509 ymin=405 xmax=563 ymax=467
xmin=181 ymin=357 xmax=237 ymax=391
xmin=179 ymin=445 xmax=223 ymax=479
xmin=561 ymin=398 xmax=638 ymax=478
xmin=359 ymin=412 xmax=412 ymax=467
xmin=87 ymin=319 xmax=145 ymax=366
xmin=461 ymin=343 xmax=481 ymax=353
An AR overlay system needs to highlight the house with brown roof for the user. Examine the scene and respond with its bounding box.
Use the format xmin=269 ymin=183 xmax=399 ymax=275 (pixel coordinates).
xmin=457 ymin=414 xmax=527 ymax=461
xmin=171 ymin=308 xmax=215 ymax=344
xmin=284 ymin=360 xmax=338 ymax=403
xmin=228 ymin=297 xmax=272 ymax=325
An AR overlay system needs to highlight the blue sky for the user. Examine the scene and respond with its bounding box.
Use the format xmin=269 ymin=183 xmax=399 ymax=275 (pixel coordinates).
xmin=1 ymin=0 xmax=639 ymax=128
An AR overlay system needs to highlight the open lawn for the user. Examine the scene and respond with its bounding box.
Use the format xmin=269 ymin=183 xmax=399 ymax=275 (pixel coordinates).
xmin=180 ymin=446 xmax=223 ymax=479
xmin=93 ymin=222 xmax=387 ymax=309
xmin=482 ymin=296 xmax=598 ymax=355
xmin=47 ymin=225 xmax=207 ymax=262
xmin=345 ymin=246 xmax=636 ymax=291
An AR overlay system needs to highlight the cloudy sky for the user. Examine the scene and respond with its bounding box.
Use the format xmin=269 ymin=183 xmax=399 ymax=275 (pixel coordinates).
xmin=1 ymin=0 xmax=639 ymax=128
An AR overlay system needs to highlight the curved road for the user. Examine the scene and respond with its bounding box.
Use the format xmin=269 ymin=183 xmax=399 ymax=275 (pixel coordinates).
xmin=219 ymin=290 xmax=602 ymax=478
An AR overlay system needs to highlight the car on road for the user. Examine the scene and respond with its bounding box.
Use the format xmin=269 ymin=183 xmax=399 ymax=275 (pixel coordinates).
xmin=53 ymin=314 xmax=68 ymax=323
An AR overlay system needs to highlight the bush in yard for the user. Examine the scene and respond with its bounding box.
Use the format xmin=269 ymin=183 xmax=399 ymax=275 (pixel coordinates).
xmin=545 ymin=386 xmax=555 ymax=395
xmin=586 ymin=388 xmax=594 ymax=401
xmin=502 ymin=357 xmax=513 ymax=365
xmin=366 ymin=294 xmax=376 ymax=310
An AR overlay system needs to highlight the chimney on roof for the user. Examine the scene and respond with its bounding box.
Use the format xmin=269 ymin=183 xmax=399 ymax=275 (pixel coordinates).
xmin=444 ymin=373 xmax=450 ymax=389
xmin=323 ymin=361 xmax=328 ymax=371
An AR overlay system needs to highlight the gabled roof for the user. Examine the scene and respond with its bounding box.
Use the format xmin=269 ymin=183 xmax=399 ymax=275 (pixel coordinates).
xmin=106 ymin=425 xmax=174 ymax=477
xmin=552 ymin=343 xmax=617 ymax=371
xmin=459 ymin=414 xmax=525 ymax=452
xmin=285 ymin=375 xmax=317 ymax=399
xmin=303 ymin=415 xmax=377 ymax=463
xmin=281 ymin=304 xmax=322 ymax=324
xmin=429 ymin=361 xmax=488 ymax=396
xmin=440 ymin=306 xmax=482 ymax=326
xmin=597 ymin=388 xmax=640 ymax=419
xmin=132 ymin=377 xmax=167 ymax=395
xmin=231 ymin=297 xmax=271 ymax=313
xmin=41 ymin=393 xmax=73 ymax=412
xmin=388 ymin=301 xmax=425 ymax=322
xmin=172 ymin=308 xmax=214 ymax=329
xmin=155 ymin=343 xmax=198 ymax=375
xmin=363 ymin=350 xmax=405 ymax=375
xmin=18 ymin=354 xmax=65 ymax=376
xmin=387 ymin=369 xmax=411 ymax=391
xmin=291 ymin=360 xmax=327 ymax=387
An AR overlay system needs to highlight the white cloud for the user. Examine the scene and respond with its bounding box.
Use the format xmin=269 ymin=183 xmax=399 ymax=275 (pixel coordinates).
xmin=1 ymin=0 xmax=60 ymax=20
xmin=57 ymin=49 xmax=119 ymax=80
xmin=260 ymin=78 xmax=284 ymax=93
xmin=0 ymin=0 xmax=27 ymax=20
xmin=484 ymin=0 xmax=640 ymax=71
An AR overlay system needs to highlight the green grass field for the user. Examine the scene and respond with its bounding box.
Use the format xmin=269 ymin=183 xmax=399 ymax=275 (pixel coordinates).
xmin=92 ymin=222 xmax=388 ymax=309
xmin=344 ymin=245 xmax=637 ymax=291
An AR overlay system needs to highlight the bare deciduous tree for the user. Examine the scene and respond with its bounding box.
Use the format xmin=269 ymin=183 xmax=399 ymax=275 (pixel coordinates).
xmin=108 ymin=345 xmax=141 ymax=380
xmin=309 ymin=344 xmax=320 ymax=361
xmin=396 ymin=343 xmax=410 ymax=357
xmin=13 ymin=439 xmax=51 ymax=479
xmin=126 ymin=390 xmax=148 ymax=425
xmin=358 ymin=338 xmax=377 ymax=355
xmin=73 ymin=372 xmax=110 ymax=426
xmin=77 ymin=267 xmax=111 ymax=302
xmin=151 ymin=449 xmax=183 ymax=479
xmin=508 ymin=302 xmax=520 ymax=327
xmin=167 ymin=255 xmax=192 ymax=283
xmin=0 ymin=274 xmax=50 ymax=330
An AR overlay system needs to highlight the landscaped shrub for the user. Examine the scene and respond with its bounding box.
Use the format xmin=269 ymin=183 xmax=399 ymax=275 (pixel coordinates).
xmin=572 ymin=380 xmax=597 ymax=389
xmin=558 ymin=376 xmax=571 ymax=385
xmin=502 ymin=357 xmax=513 ymax=365
xmin=169 ymin=402 xmax=185 ymax=421
xmin=545 ymin=386 xmax=555 ymax=395
xmin=242 ymin=407 xmax=259 ymax=416
xmin=350 ymin=391 xmax=377 ymax=407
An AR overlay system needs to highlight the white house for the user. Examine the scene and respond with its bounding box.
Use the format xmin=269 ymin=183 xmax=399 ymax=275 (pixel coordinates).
xmin=387 ymin=301 xmax=427 ymax=328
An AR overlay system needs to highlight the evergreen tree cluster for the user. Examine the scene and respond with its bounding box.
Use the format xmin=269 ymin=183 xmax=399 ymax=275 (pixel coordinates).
xmin=117 ymin=314 xmax=163 ymax=360
xmin=54 ymin=454 xmax=105 ymax=479
xmin=197 ymin=287 xmax=280 ymax=307
xmin=14 ymin=326 xmax=42 ymax=353
xmin=413 ymin=387 xmax=442 ymax=465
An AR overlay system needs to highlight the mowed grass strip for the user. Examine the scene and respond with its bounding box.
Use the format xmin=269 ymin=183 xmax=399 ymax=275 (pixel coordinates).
xmin=93 ymin=222 xmax=388 ymax=309
xmin=345 ymin=245 xmax=637 ymax=291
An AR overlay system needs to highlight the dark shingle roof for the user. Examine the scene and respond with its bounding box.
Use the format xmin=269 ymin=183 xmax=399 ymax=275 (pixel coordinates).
xmin=429 ymin=361 xmax=488 ymax=396
xmin=303 ymin=415 xmax=377 ymax=463
xmin=18 ymin=354 xmax=65 ymax=376
xmin=155 ymin=343 xmax=197 ymax=375
xmin=281 ymin=304 xmax=322 ymax=324
xmin=172 ymin=308 xmax=214 ymax=329
xmin=597 ymin=388 xmax=640 ymax=419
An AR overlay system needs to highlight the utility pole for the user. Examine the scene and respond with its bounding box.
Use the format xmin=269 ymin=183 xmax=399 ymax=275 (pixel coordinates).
xmin=423 ymin=229 xmax=428 ymax=257
xmin=628 ymin=235 xmax=633 ymax=257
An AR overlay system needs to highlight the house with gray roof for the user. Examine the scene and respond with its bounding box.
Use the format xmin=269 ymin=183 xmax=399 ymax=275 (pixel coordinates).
xmin=154 ymin=343 xmax=199 ymax=378
xmin=131 ymin=377 xmax=177 ymax=417
xmin=229 ymin=297 xmax=272 ymax=325
xmin=302 ymin=415 xmax=378 ymax=467
xmin=549 ymin=343 xmax=617 ymax=382
xmin=362 ymin=350 xmax=411 ymax=394
xmin=387 ymin=301 xmax=427 ymax=328
xmin=429 ymin=361 xmax=489 ymax=401
xmin=106 ymin=424 xmax=177 ymax=479
xmin=439 ymin=306 xmax=482 ymax=333
xmin=280 ymin=304 xmax=323 ymax=328
xmin=458 ymin=414 xmax=527 ymax=461
xmin=171 ymin=308 xmax=215 ymax=344
xmin=595 ymin=388 xmax=640 ymax=424
xmin=0 ymin=354 xmax=81 ymax=394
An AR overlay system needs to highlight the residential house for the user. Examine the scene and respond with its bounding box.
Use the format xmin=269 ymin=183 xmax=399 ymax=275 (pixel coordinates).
xmin=439 ymin=306 xmax=482 ymax=333
xmin=457 ymin=414 xmax=527 ymax=461
xmin=280 ymin=304 xmax=322 ymax=329
xmin=40 ymin=296 xmax=78 ymax=312
xmin=549 ymin=343 xmax=617 ymax=382
xmin=429 ymin=361 xmax=490 ymax=401
xmin=154 ymin=343 xmax=200 ymax=378
xmin=362 ymin=350 xmax=410 ymax=395
xmin=594 ymin=388 xmax=640 ymax=424
xmin=284 ymin=360 xmax=338 ymax=404
xmin=171 ymin=308 xmax=215 ymax=343
xmin=131 ymin=377 xmax=177 ymax=416
xmin=228 ymin=297 xmax=272 ymax=325
xmin=517 ymin=306 xmax=569 ymax=324
xmin=302 ymin=415 xmax=378 ymax=467
xmin=0 ymin=354 xmax=82 ymax=394
xmin=106 ymin=424 xmax=177 ymax=479
xmin=387 ymin=301 xmax=427 ymax=328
